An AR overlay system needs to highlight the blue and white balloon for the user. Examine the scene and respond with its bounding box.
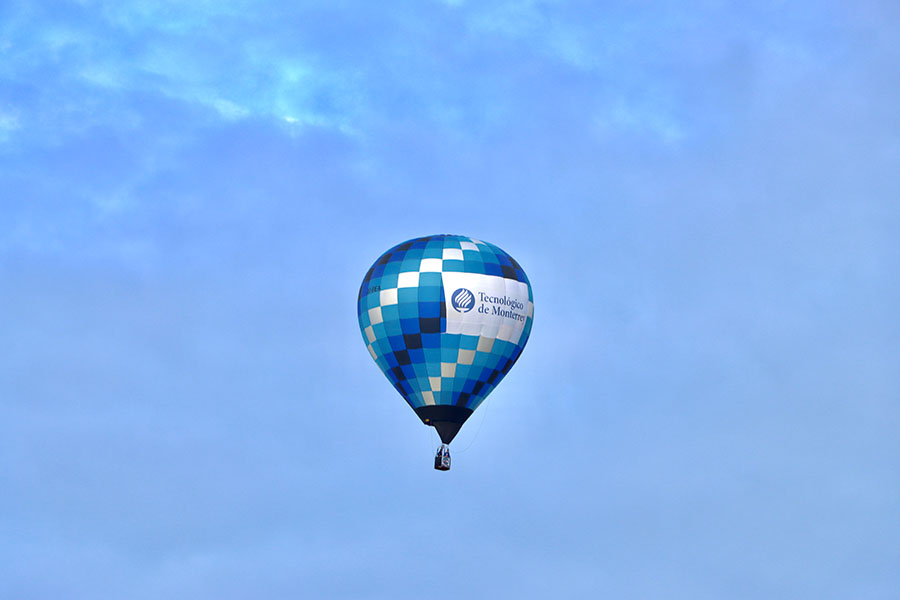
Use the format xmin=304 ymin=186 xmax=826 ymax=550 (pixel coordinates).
xmin=357 ymin=235 xmax=534 ymax=450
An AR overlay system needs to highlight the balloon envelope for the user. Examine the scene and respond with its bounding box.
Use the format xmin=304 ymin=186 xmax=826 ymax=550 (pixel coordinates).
xmin=357 ymin=235 xmax=533 ymax=443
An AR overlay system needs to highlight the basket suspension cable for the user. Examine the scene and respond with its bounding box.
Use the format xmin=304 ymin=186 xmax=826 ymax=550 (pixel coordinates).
xmin=454 ymin=399 xmax=491 ymax=454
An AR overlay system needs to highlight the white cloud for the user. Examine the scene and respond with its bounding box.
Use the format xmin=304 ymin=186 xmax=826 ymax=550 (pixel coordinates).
xmin=593 ymin=98 xmax=686 ymax=144
xmin=468 ymin=0 xmax=548 ymax=37
xmin=0 ymin=110 xmax=21 ymax=142
xmin=207 ymin=97 xmax=250 ymax=120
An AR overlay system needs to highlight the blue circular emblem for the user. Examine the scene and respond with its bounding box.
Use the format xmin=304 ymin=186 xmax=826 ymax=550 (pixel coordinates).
xmin=451 ymin=288 xmax=475 ymax=313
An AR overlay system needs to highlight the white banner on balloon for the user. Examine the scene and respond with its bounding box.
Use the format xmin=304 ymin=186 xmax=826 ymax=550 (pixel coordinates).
xmin=441 ymin=272 xmax=532 ymax=344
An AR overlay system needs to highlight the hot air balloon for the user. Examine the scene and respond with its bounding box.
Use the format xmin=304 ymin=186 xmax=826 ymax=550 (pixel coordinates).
xmin=357 ymin=235 xmax=534 ymax=470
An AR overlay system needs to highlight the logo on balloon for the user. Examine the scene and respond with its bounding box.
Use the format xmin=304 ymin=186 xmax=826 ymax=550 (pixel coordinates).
xmin=451 ymin=288 xmax=475 ymax=313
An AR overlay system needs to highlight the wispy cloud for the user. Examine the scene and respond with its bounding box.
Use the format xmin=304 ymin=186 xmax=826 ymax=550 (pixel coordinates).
xmin=0 ymin=1 xmax=364 ymax=148
xmin=0 ymin=108 xmax=20 ymax=142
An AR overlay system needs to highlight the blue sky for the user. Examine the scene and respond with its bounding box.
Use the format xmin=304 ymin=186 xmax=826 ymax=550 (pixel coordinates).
xmin=1 ymin=1 xmax=898 ymax=598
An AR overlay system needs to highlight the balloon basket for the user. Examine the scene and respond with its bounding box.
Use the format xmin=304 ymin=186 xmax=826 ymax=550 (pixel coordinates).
xmin=434 ymin=444 xmax=451 ymax=471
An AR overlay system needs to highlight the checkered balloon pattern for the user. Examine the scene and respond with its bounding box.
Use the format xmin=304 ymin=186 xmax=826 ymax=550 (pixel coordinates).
xmin=358 ymin=235 xmax=534 ymax=413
